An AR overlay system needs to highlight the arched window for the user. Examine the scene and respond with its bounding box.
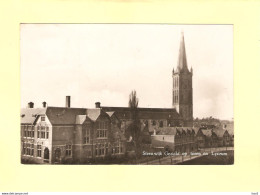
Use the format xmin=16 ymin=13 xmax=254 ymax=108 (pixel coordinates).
xmin=44 ymin=147 xmax=49 ymax=160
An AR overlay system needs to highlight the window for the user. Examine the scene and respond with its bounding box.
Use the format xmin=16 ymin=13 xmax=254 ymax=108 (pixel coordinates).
xmin=84 ymin=136 xmax=90 ymax=144
xmin=100 ymin=144 xmax=105 ymax=156
xmin=152 ymin=120 xmax=156 ymax=126
xmin=24 ymin=126 xmax=28 ymax=137
xmin=66 ymin=145 xmax=72 ymax=156
xmin=105 ymin=143 xmax=108 ymax=154
xmin=97 ymin=130 xmax=108 ymax=138
xmin=97 ymin=121 xmax=108 ymax=139
xmin=31 ymin=144 xmax=34 ymax=156
xmin=41 ymin=126 xmax=45 ymax=139
xmin=26 ymin=143 xmax=30 ymax=155
xmin=28 ymin=126 xmax=31 ymax=137
xmin=85 ymin=129 xmax=90 ymax=144
xmin=31 ymin=126 xmax=35 ymax=138
xmin=37 ymin=145 xmax=41 ymax=157
xmin=46 ymin=126 xmax=49 ymax=139
xmin=111 ymin=144 xmax=115 ymax=155
xmin=22 ymin=142 xmax=25 ymax=154
xmin=115 ymin=142 xmax=120 ymax=154
xmin=37 ymin=126 xmax=40 ymax=138
xmin=23 ymin=142 xmax=34 ymax=156
xmin=98 ymin=121 xmax=109 ymax=129
xmin=41 ymin=116 xmax=45 ymax=121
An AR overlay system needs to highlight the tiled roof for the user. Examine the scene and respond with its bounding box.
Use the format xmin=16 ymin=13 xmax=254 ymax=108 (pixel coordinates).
xmin=20 ymin=108 xmax=47 ymax=124
xmin=156 ymin=127 xmax=198 ymax=135
xmin=106 ymin=111 xmax=115 ymax=117
xmin=75 ymin=115 xmax=87 ymax=125
xmin=102 ymin=106 xmax=181 ymax=120
xmin=86 ymin=109 xmax=102 ymax=122
xmin=201 ymin=129 xmax=212 ymax=137
xmin=46 ymin=107 xmax=86 ymax=125
xmin=193 ymin=127 xmax=200 ymax=134
xmin=213 ymin=129 xmax=227 ymax=137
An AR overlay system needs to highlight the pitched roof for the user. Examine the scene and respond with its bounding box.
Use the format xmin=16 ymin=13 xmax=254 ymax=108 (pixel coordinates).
xmin=86 ymin=108 xmax=102 ymax=121
xmin=45 ymin=107 xmax=86 ymax=125
xmin=213 ymin=129 xmax=227 ymax=137
xmin=193 ymin=127 xmax=200 ymax=134
xmin=20 ymin=108 xmax=47 ymax=124
xmin=201 ymin=129 xmax=212 ymax=137
xmin=102 ymin=106 xmax=181 ymax=120
xmin=106 ymin=111 xmax=115 ymax=117
xmin=75 ymin=115 xmax=88 ymax=125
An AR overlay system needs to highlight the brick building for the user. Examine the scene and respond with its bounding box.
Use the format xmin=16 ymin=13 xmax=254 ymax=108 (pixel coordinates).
xmin=20 ymin=32 xmax=195 ymax=164
xmin=21 ymin=99 xmax=126 ymax=164
xmin=150 ymin=127 xmax=199 ymax=153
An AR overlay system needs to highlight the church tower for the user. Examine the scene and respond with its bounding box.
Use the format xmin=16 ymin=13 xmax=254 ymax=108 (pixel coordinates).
xmin=172 ymin=32 xmax=193 ymax=127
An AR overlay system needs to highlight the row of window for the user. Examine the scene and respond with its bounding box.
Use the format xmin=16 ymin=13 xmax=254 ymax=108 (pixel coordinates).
xmin=22 ymin=142 xmax=41 ymax=157
xmin=37 ymin=126 xmax=49 ymax=139
xmin=95 ymin=144 xmax=107 ymax=156
xmin=22 ymin=143 xmax=72 ymax=158
xmin=83 ymin=129 xmax=90 ymax=144
xmin=97 ymin=129 xmax=107 ymax=138
xmin=22 ymin=125 xmax=49 ymax=139
xmin=95 ymin=142 xmax=123 ymax=156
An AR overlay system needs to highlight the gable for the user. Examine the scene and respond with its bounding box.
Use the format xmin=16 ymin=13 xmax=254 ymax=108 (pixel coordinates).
xmin=46 ymin=107 xmax=86 ymax=125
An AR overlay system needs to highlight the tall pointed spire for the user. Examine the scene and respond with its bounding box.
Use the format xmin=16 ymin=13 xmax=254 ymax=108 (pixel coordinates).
xmin=176 ymin=31 xmax=189 ymax=73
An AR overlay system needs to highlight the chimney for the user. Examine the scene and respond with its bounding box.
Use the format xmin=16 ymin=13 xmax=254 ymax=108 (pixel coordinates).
xmin=28 ymin=102 xmax=34 ymax=108
xmin=95 ymin=102 xmax=101 ymax=108
xmin=42 ymin=101 xmax=47 ymax=108
xmin=66 ymin=96 xmax=71 ymax=108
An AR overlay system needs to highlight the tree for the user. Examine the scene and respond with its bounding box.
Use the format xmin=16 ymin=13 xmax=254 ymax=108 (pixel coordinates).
xmin=128 ymin=90 xmax=139 ymax=109
xmin=128 ymin=90 xmax=139 ymax=140
xmin=128 ymin=90 xmax=141 ymax=157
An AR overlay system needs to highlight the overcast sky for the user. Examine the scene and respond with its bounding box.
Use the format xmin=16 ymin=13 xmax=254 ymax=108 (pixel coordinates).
xmin=20 ymin=24 xmax=233 ymax=120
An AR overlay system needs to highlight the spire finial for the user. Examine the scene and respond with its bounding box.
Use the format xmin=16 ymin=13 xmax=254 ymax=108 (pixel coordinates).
xmin=177 ymin=31 xmax=189 ymax=73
